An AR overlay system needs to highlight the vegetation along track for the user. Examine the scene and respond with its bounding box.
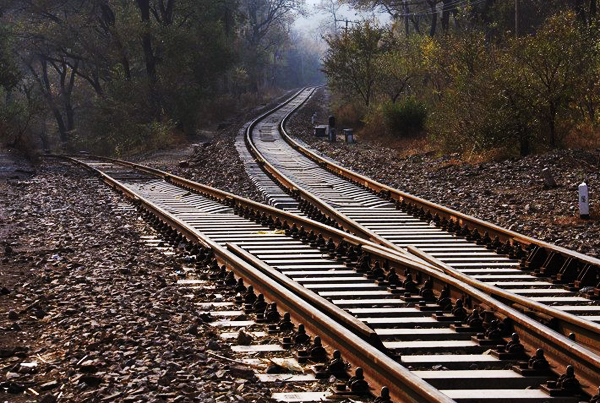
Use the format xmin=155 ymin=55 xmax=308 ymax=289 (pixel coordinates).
xmin=242 ymin=87 xmax=600 ymax=355
xmin=63 ymin=154 xmax=600 ymax=402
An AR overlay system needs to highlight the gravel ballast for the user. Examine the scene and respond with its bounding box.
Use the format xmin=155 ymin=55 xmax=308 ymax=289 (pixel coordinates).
xmin=0 ymin=161 xmax=276 ymax=402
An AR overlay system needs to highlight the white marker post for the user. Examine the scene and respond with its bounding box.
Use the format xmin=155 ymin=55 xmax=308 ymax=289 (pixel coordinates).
xmin=579 ymin=181 xmax=590 ymax=219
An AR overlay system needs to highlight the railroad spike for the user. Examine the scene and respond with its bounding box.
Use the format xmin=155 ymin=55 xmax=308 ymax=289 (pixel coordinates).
xmin=294 ymin=324 xmax=311 ymax=345
xmin=265 ymin=302 xmax=280 ymax=323
xmin=505 ymin=333 xmax=526 ymax=356
xmin=387 ymin=268 xmax=400 ymax=286
xmin=243 ymin=286 xmax=256 ymax=304
xmin=403 ymin=272 xmax=418 ymax=294
xmin=543 ymin=365 xmax=582 ymax=395
xmin=374 ymin=386 xmax=392 ymax=403
xmin=367 ymin=261 xmax=384 ymax=280
xmin=234 ymin=278 xmax=246 ymax=293
xmin=316 ymin=234 xmax=326 ymax=250
xmin=451 ymin=298 xmax=468 ymax=321
xmin=325 ymin=350 xmax=347 ymax=378
xmin=309 ymin=336 xmax=328 ymax=363
xmin=465 ymin=306 xmax=484 ymax=330
xmin=347 ymin=367 xmax=370 ymax=394
xmin=437 ymin=284 xmax=452 ymax=310
xmin=252 ymin=293 xmax=267 ymax=313
xmin=224 ymin=271 xmax=236 ymax=286
xmin=278 ymin=312 xmax=294 ymax=332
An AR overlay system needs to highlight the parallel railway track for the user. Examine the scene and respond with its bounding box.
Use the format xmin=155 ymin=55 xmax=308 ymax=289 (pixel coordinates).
xmin=63 ymin=154 xmax=600 ymax=403
xmin=242 ymin=88 xmax=600 ymax=352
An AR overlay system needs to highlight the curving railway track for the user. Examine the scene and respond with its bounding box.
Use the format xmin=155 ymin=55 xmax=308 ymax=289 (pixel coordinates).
xmin=242 ymin=88 xmax=600 ymax=351
xmin=63 ymin=150 xmax=600 ymax=403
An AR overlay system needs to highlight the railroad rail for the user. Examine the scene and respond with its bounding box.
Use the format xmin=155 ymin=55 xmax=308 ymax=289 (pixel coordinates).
xmin=242 ymin=87 xmax=600 ymax=355
xmin=63 ymin=154 xmax=600 ymax=402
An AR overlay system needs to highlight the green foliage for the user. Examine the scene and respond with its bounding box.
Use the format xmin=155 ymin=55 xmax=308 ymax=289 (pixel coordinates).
xmin=0 ymin=0 xmax=318 ymax=155
xmin=381 ymin=98 xmax=427 ymax=137
xmin=375 ymin=33 xmax=426 ymax=103
xmin=323 ymin=6 xmax=600 ymax=157
xmin=322 ymin=21 xmax=383 ymax=106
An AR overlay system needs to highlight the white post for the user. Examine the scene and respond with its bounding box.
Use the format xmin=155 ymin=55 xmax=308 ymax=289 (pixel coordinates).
xmin=311 ymin=112 xmax=317 ymax=126
xmin=579 ymin=181 xmax=590 ymax=219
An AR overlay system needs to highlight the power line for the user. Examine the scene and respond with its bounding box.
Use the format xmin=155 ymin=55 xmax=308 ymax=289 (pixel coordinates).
xmin=395 ymin=0 xmax=490 ymax=18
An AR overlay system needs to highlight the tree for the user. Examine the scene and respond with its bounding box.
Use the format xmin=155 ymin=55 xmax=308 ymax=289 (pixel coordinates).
xmin=513 ymin=11 xmax=594 ymax=148
xmin=322 ymin=21 xmax=383 ymax=106
xmin=375 ymin=32 xmax=425 ymax=102
xmin=316 ymin=0 xmax=344 ymax=35
xmin=239 ymin=0 xmax=304 ymax=91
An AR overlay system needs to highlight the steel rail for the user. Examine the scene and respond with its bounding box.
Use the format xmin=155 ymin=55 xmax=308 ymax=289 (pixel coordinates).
xmin=66 ymin=156 xmax=455 ymax=403
xmin=276 ymin=93 xmax=600 ymax=270
xmin=363 ymin=245 xmax=600 ymax=392
xmin=408 ymin=246 xmax=600 ymax=356
xmin=244 ymin=88 xmax=411 ymax=256
xmin=238 ymin=87 xmax=600 ymax=351
xmin=69 ymin=155 xmax=600 ymax=396
xmin=73 ymin=154 xmax=436 ymax=269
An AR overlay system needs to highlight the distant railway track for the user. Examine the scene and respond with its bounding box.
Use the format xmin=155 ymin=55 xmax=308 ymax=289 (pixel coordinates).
xmin=243 ymin=87 xmax=600 ymax=354
xmin=61 ymin=153 xmax=600 ymax=402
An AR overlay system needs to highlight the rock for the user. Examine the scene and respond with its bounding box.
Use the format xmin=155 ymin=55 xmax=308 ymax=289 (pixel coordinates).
xmin=39 ymin=394 xmax=57 ymax=403
xmin=0 ymin=348 xmax=13 ymax=358
xmin=542 ymin=167 xmax=557 ymax=189
xmin=80 ymin=375 xmax=103 ymax=387
xmin=79 ymin=360 xmax=98 ymax=373
xmin=229 ymin=366 xmax=256 ymax=380
xmin=206 ymin=340 xmax=220 ymax=351
xmin=40 ymin=380 xmax=59 ymax=391
xmin=1 ymin=286 xmax=10 ymax=295
xmin=8 ymin=310 xmax=18 ymax=320
xmin=236 ymin=330 xmax=253 ymax=345
xmin=6 ymin=381 xmax=26 ymax=394
xmin=186 ymin=324 xmax=198 ymax=335
xmin=178 ymin=161 xmax=190 ymax=168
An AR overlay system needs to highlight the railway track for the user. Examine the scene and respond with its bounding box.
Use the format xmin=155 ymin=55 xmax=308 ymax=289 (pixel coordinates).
xmin=241 ymin=87 xmax=600 ymax=353
xmin=63 ymin=154 xmax=600 ymax=402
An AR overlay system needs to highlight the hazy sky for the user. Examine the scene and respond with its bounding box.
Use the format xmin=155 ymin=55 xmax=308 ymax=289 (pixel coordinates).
xmin=293 ymin=0 xmax=390 ymax=38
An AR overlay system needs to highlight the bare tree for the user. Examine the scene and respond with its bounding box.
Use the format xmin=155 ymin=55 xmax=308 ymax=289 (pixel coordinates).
xmin=316 ymin=0 xmax=343 ymax=35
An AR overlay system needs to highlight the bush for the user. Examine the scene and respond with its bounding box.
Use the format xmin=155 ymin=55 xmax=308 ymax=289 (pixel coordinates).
xmin=382 ymin=98 xmax=427 ymax=137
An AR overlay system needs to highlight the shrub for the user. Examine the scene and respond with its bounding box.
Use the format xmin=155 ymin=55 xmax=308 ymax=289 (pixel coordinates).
xmin=382 ymin=98 xmax=427 ymax=137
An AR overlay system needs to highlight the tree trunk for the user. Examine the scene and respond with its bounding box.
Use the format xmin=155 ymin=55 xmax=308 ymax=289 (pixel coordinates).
xmin=64 ymin=63 xmax=77 ymax=132
xmin=136 ymin=0 xmax=161 ymax=120
xmin=575 ymin=0 xmax=587 ymax=24
xmin=519 ymin=134 xmax=530 ymax=156
xmin=591 ymin=0 xmax=597 ymax=19
xmin=404 ymin=0 xmax=410 ymax=36
xmin=410 ymin=16 xmax=421 ymax=34
xmin=40 ymin=59 xmax=69 ymax=143
xmin=548 ymin=102 xmax=557 ymax=148
xmin=428 ymin=1 xmax=437 ymax=37
xmin=442 ymin=0 xmax=451 ymax=32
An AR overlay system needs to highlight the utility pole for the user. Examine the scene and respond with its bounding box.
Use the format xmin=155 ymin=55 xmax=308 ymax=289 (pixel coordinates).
xmin=515 ymin=0 xmax=519 ymax=37
xmin=334 ymin=18 xmax=357 ymax=33
xmin=404 ymin=0 xmax=409 ymax=36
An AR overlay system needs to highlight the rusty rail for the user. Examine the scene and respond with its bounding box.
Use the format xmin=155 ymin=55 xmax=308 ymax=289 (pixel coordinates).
xmin=408 ymin=246 xmax=600 ymax=356
xmin=362 ymin=245 xmax=600 ymax=393
xmin=244 ymin=88 xmax=410 ymax=256
xmin=66 ymin=155 xmax=454 ymax=403
xmin=278 ymin=99 xmax=600 ymax=271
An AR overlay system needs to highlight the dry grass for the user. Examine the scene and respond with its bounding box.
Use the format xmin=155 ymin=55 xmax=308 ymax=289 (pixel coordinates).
xmin=563 ymin=122 xmax=600 ymax=150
